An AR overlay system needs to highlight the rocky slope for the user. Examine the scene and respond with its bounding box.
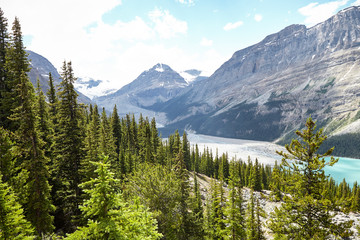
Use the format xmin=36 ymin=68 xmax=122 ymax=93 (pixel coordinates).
xmin=27 ymin=50 xmax=91 ymax=104
xmin=155 ymin=6 xmax=360 ymax=141
xmin=190 ymin=172 xmax=360 ymax=239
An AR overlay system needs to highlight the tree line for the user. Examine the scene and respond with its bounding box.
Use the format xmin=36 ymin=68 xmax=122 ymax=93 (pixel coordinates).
xmin=0 ymin=8 xmax=359 ymax=239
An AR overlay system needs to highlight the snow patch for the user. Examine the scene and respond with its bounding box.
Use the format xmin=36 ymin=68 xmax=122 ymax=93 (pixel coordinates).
xmin=155 ymin=63 xmax=164 ymax=72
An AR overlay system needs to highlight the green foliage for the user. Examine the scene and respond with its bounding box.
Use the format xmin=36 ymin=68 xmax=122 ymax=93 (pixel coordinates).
xmin=65 ymin=156 xmax=161 ymax=240
xmin=52 ymin=61 xmax=85 ymax=232
xmin=0 ymin=175 xmax=35 ymax=239
xmin=268 ymin=117 xmax=353 ymax=239
xmin=126 ymin=163 xmax=181 ymax=239
xmin=224 ymin=161 xmax=246 ymax=240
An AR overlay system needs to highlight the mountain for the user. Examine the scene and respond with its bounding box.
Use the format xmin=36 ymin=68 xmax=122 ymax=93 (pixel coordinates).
xmin=74 ymin=77 xmax=116 ymax=100
xmin=27 ymin=50 xmax=92 ymax=104
xmin=154 ymin=6 xmax=360 ymax=141
xmin=93 ymin=63 xmax=194 ymax=124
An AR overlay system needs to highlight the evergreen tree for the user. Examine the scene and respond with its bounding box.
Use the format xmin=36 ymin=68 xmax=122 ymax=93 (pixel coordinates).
xmin=53 ymin=61 xmax=84 ymax=232
xmin=246 ymin=189 xmax=258 ymax=240
xmin=0 ymin=127 xmax=15 ymax=183
xmin=111 ymin=105 xmax=121 ymax=161
xmin=82 ymin=104 xmax=101 ymax=181
xmin=0 ymin=8 xmax=9 ymax=127
xmin=182 ymin=132 xmax=191 ymax=170
xmin=126 ymin=163 xmax=181 ymax=239
xmin=174 ymin=150 xmax=192 ymax=240
xmin=3 ymin=17 xmax=30 ymax=131
xmin=65 ymin=156 xmax=161 ymax=240
xmin=35 ymin=78 xmax=53 ymax=158
xmin=249 ymin=158 xmax=262 ymax=191
xmin=190 ymin=172 xmax=205 ymax=239
xmin=0 ymin=174 xmax=35 ymax=240
xmin=10 ymin=71 xmax=55 ymax=235
xmin=268 ymin=117 xmax=353 ymax=239
xmin=46 ymin=72 xmax=58 ymax=122
xmin=99 ymin=108 xmax=117 ymax=165
xmin=224 ymin=161 xmax=246 ymax=240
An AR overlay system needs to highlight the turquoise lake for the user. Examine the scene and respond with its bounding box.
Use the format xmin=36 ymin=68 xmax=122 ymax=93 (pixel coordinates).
xmin=324 ymin=157 xmax=360 ymax=185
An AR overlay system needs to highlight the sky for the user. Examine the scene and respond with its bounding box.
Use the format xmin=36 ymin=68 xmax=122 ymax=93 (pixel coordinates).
xmin=1 ymin=0 xmax=360 ymax=91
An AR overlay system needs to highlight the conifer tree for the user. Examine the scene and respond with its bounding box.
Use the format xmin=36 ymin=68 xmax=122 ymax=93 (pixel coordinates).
xmin=3 ymin=17 xmax=30 ymax=131
xmin=82 ymin=104 xmax=101 ymax=181
xmin=268 ymin=117 xmax=353 ymax=239
xmin=224 ymin=160 xmax=246 ymax=240
xmin=111 ymin=105 xmax=121 ymax=159
xmin=249 ymin=158 xmax=262 ymax=191
xmin=47 ymin=72 xmax=58 ymax=121
xmin=174 ymin=150 xmax=192 ymax=240
xmin=0 ymin=8 xmax=9 ymax=127
xmin=182 ymin=132 xmax=191 ymax=170
xmin=65 ymin=156 xmax=161 ymax=240
xmin=0 ymin=174 xmax=35 ymax=240
xmin=35 ymin=78 xmax=53 ymax=158
xmin=10 ymin=71 xmax=55 ymax=236
xmin=245 ymin=190 xmax=256 ymax=240
xmin=0 ymin=127 xmax=15 ymax=183
xmin=126 ymin=163 xmax=181 ymax=239
xmin=191 ymin=172 xmax=205 ymax=239
xmin=53 ymin=61 xmax=84 ymax=232
xmin=99 ymin=108 xmax=117 ymax=164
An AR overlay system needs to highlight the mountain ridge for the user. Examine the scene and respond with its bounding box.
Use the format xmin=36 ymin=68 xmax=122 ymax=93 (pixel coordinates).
xmin=151 ymin=6 xmax=360 ymax=141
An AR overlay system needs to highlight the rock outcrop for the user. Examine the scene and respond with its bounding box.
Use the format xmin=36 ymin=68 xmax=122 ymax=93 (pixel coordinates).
xmin=157 ymin=6 xmax=360 ymax=141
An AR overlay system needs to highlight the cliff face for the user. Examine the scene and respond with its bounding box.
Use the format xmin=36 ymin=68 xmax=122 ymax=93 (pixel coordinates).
xmin=160 ymin=6 xmax=360 ymax=140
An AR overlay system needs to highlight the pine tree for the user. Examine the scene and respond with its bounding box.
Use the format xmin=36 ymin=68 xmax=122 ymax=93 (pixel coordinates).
xmin=224 ymin=160 xmax=246 ymax=240
xmin=0 ymin=127 xmax=15 ymax=183
xmin=182 ymin=132 xmax=191 ymax=170
xmin=126 ymin=163 xmax=181 ymax=239
xmin=245 ymin=190 xmax=257 ymax=240
xmin=0 ymin=174 xmax=35 ymax=240
xmin=3 ymin=17 xmax=30 ymax=131
xmin=47 ymin=72 xmax=58 ymax=122
xmin=0 ymin=8 xmax=9 ymax=127
xmin=53 ymin=61 xmax=84 ymax=232
xmin=268 ymin=117 xmax=353 ymax=239
xmin=190 ymin=172 xmax=205 ymax=239
xmin=65 ymin=156 xmax=161 ymax=240
xmin=249 ymin=158 xmax=262 ymax=191
xmin=174 ymin=150 xmax=192 ymax=240
xmin=99 ymin=108 xmax=117 ymax=165
xmin=111 ymin=105 xmax=122 ymax=163
xmin=82 ymin=104 xmax=101 ymax=181
xmin=10 ymin=71 xmax=55 ymax=235
xmin=35 ymin=78 xmax=53 ymax=158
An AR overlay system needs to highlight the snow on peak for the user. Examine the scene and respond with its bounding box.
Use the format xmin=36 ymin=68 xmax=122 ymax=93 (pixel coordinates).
xmin=155 ymin=63 xmax=164 ymax=72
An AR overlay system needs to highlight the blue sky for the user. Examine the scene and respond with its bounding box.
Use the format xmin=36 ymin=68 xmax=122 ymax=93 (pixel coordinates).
xmin=1 ymin=0 xmax=360 ymax=90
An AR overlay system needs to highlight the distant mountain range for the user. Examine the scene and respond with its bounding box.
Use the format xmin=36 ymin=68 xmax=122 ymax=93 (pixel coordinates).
xmin=149 ymin=6 xmax=360 ymax=141
xmin=27 ymin=6 xmax=360 ymax=143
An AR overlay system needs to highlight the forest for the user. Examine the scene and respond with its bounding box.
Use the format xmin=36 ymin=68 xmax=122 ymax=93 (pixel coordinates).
xmin=0 ymin=8 xmax=360 ymax=240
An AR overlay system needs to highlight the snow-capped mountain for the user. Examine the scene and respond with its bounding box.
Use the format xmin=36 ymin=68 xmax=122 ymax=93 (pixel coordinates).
xmin=74 ymin=77 xmax=116 ymax=100
xmin=179 ymin=69 xmax=208 ymax=84
xmin=93 ymin=63 xmax=199 ymax=125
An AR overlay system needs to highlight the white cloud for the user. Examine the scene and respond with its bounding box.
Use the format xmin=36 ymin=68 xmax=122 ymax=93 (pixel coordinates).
xmin=223 ymin=21 xmax=244 ymax=31
xmin=298 ymin=0 xmax=349 ymax=26
xmin=200 ymin=37 xmax=213 ymax=47
xmin=254 ymin=14 xmax=263 ymax=22
xmin=176 ymin=0 xmax=195 ymax=6
xmin=148 ymin=9 xmax=188 ymax=39
xmin=352 ymin=0 xmax=360 ymax=6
